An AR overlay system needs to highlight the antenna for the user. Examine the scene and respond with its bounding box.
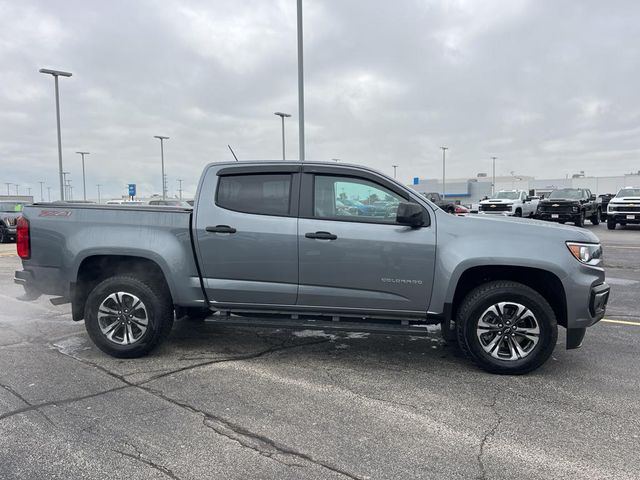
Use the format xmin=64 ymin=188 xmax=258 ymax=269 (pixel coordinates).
xmin=228 ymin=145 xmax=239 ymax=162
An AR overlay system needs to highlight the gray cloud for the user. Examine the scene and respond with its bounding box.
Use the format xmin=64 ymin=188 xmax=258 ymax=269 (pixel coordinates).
xmin=1 ymin=0 xmax=639 ymax=200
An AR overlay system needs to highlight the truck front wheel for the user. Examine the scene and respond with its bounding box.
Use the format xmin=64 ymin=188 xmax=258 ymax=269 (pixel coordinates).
xmin=456 ymin=281 xmax=557 ymax=374
xmin=590 ymin=210 xmax=600 ymax=225
xmin=607 ymin=218 xmax=616 ymax=230
xmin=84 ymin=276 xmax=174 ymax=358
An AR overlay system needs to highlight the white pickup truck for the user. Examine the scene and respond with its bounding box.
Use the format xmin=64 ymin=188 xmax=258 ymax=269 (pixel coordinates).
xmin=479 ymin=190 xmax=538 ymax=217
xmin=607 ymin=187 xmax=640 ymax=229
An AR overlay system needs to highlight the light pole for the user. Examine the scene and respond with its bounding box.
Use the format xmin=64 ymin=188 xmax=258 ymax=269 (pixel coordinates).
xmin=39 ymin=68 xmax=72 ymax=201
xmin=441 ymin=146 xmax=448 ymax=198
xmin=491 ymin=156 xmax=497 ymax=196
xmin=4 ymin=183 xmax=10 ymax=195
xmin=392 ymin=165 xmax=398 ymax=179
xmin=27 ymin=187 xmax=32 ymax=197
xmin=297 ymin=0 xmax=305 ymax=161
xmin=274 ymin=112 xmax=291 ymax=160
xmin=38 ymin=181 xmax=45 ymax=201
xmin=177 ymin=179 xmax=183 ymax=200
xmin=62 ymin=172 xmax=70 ymax=200
xmin=154 ymin=136 xmax=169 ymax=200
xmin=76 ymin=151 xmax=90 ymax=201
xmin=96 ymin=184 xmax=101 ymax=204
xmin=47 ymin=187 xmax=52 ymax=202
xmin=15 ymin=184 xmax=20 ymax=195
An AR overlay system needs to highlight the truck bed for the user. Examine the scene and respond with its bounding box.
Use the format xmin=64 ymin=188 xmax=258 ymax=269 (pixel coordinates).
xmin=19 ymin=203 xmax=205 ymax=307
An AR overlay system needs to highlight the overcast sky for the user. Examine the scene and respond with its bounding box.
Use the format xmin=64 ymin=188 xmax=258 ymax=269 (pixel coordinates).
xmin=1 ymin=0 xmax=639 ymax=200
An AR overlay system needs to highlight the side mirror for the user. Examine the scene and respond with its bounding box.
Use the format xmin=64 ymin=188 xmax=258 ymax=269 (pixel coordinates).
xmin=590 ymin=194 xmax=596 ymax=200
xmin=525 ymin=196 xmax=532 ymax=202
xmin=396 ymin=202 xmax=425 ymax=227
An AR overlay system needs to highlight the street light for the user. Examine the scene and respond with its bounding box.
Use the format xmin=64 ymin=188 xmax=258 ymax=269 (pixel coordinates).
xmin=4 ymin=183 xmax=11 ymax=195
xmin=392 ymin=165 xmax=398 ymax=179
xmin=441 ymin=146 xmax=448 ymax=198
xmin=274 ymin=112 xmax=291 ymax=160
xmin=297 ymin=0 xmax=305 ymax=161
xmin=154 ymin=136 xmax=169 ymax=200
xmin=47 ymin=187 xmax=52 ymax=202
xmin=96 ymin=184 xmax=101 ymax=204
xmin=177 ymin=179 xmax=183 ymax=200
xmin=15 ymin=184 xmax=20 ymax=195
xmin=76 ymin=151 xmax=90 ymax=201
xmin=62 ymin=172 xmax=70 ymax=200
xmin=39 ymin=68 xmax=72 ymax=201
xmin=491 ymin=156 xmax=497 ymax=196
xmin=38 ymin=181 xmax=45 ymax=202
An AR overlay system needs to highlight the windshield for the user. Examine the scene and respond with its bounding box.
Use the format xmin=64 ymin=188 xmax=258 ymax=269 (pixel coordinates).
xmin=494 ymin=191 xmax=519 ymax=200
xmin=617 ymin=188 xmax=640 ymax=197
xmin=0 ymin=202 xmax=23 ymax=212
xmin=549 ymin=189 xmax=582 ymax=200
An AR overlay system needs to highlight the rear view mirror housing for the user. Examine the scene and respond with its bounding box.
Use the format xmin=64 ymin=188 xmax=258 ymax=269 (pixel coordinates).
xmin=396 ymin=202 xmax=425 ymax=227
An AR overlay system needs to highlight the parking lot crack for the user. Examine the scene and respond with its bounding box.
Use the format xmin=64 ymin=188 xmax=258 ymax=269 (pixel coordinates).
xmin=477 ymin=388 xmax=502 ymax=480
xmin=138 ymin=385 xmax=362 ymax=479
xmin=113 ymin=444 xmax=182 ymax=480
xmin=0 ymin=385 xmax=129 ymax=424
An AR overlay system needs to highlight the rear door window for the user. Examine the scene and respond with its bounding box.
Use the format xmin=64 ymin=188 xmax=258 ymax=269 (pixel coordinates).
xmin=216 ymin=174 xmax=292 ymax=216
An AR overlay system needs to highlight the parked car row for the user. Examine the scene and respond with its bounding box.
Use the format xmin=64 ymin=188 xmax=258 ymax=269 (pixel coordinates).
xmin=461 ymin=187 xmax=639 ymax=230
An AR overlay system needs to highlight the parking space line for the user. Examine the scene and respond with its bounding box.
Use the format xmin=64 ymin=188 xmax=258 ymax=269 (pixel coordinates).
xmin=0 ymin=253 xmax=16 ymax=257
xmin=606 ymin=245 xmax=640 ymax=250
xmin=602 ymin=318 xmax=640 ymax=326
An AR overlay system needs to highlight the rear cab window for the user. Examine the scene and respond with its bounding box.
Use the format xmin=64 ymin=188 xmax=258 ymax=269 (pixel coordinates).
xmin=216 ymin=174 xmax=292 ymax=216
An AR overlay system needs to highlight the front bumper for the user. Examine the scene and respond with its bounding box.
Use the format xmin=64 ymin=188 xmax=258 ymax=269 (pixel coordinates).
xmin=478 ymin=211 xmax=513 ymax=216
xmin=565 ymin=279 xmax=609 ymax=349
xmin=536 ymin=212 xmax=578 ymax=222
xmin=609 ymin=213 xmax=640 ymax=224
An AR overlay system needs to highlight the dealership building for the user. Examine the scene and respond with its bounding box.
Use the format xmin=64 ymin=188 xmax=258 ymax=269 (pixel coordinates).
xmin=409 ymin=172 xmax=640 ymax=205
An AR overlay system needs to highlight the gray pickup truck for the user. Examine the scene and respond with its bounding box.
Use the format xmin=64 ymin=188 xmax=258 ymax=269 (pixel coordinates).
xmin=14 ymin=161 xmax=610 ymax=374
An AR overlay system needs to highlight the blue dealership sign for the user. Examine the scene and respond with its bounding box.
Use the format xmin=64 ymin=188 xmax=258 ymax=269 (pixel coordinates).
xmin=413 ymin=177 xmax=420 ymax=185
xmin=128 ymin=184 xmax=136 ymax=197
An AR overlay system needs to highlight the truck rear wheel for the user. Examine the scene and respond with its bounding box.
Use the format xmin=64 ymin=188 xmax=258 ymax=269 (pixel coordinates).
xmin=591 ymin=210 xmax=600 ymax=225
xmin=84 ymin=276 xmax=174 ymax=358
xmin=575 ymin=212 xmax=585 ymax=227
xmin=456 ymin=281 xmax=557 ymax=374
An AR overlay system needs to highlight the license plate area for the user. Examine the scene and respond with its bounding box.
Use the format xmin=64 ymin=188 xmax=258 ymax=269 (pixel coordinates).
xmin=551 ymin=214 xmax=559 ymax=219
xmin=627 ymin=215 xmax=635 ymax=220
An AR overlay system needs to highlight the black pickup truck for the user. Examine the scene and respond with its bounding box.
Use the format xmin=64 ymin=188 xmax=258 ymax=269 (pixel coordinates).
xmin=536 ymin=188 xmax=600 ymax=227
xmin=422 ymin=192 xmax=456 ymax=214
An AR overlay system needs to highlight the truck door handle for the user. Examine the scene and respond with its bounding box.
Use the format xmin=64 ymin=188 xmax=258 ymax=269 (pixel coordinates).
xmin=206 ymin=225 xmax=237 ymax=234
xmin=305 ymin=231 xmax=337 ymax=240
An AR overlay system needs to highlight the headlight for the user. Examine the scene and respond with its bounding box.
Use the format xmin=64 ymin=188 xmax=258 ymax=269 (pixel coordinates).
xmin=566 ymin=242 xmax=602 ymax=265
xmin=572 ymin=206 xmax=578 ymax=212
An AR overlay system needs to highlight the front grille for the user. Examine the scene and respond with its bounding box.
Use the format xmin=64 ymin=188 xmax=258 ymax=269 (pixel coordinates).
xmin=480 ymin=204 xmax=510 ymax=212
xmin=539 ymin=205 xmax=574 ymax=214
xmin=610 ymin=205 xmax=640 ymax=213
xmin=2 ymin=217 xmax=16 ymax=226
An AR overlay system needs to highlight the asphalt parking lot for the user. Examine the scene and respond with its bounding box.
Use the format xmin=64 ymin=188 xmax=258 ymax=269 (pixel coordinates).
xmin=1 ymin=223 xmax=639 ymax=480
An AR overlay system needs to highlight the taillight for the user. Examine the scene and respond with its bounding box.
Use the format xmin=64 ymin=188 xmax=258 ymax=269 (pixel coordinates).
xmin=16 ymin=216 xmax=30 ymax=259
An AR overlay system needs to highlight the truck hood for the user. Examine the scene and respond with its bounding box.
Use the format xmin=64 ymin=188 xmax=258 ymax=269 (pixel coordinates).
xmin=479 ymin=199 xmax=516 ymax=205
xmin=610 ymin=196 xmax=640 ymax=203
xmin=449 ymin=212 xmax=599 ymax=243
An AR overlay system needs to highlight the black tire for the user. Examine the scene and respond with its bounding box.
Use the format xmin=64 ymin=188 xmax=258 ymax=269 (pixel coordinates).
xmin=514 ymin=208 xmax=522 ymax=217
xmin=607 ymin=218 xmax=616 ymax=230
xmin=591 ymin=210 xmax=600 ymax=225
xmin=574 ymin=212 xmax=585 ymax=227
xmin=456 ymin=281 xmax=558 ymax=374
xmin=84 ymin=275 xmax=174 ymax=358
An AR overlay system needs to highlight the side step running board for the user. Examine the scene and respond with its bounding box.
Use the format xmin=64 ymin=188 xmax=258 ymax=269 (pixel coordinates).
xmin=203 ymin=315 xmax=437 ymax=336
